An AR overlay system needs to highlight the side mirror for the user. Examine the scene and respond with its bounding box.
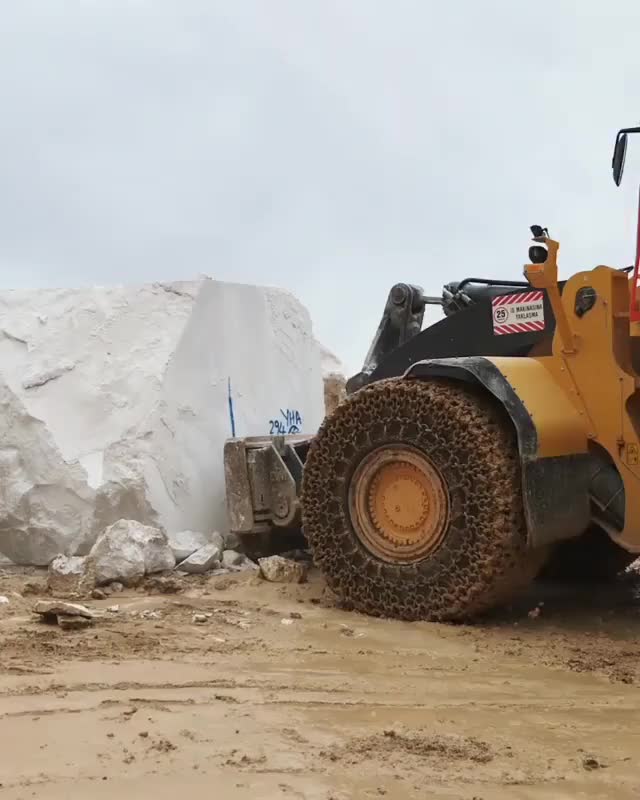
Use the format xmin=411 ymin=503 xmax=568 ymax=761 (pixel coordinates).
xmin=613 ymin=132 xmax=628 ymax=186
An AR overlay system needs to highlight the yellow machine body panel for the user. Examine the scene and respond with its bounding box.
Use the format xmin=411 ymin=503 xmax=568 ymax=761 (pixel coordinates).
xmin=404 ymin=351 xmax=593 ymax=550
xmin=523 ymin=240 xmax=640 ymax=551
xmin=530 ymin=265 xmax=640 ymax=551
xmin=483 ymin=356 xmax=587 ymax=460
xmin=406 ymin=240 xmax=640 ymax=552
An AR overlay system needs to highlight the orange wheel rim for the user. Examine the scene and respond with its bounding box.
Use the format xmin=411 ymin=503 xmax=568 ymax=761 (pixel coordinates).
xmin=348 ymin=445 xmax=450 ymax=564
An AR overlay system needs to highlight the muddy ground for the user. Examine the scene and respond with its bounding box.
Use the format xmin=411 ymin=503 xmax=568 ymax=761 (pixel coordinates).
xmin=1 ymin=568 xmax=640 ymax=799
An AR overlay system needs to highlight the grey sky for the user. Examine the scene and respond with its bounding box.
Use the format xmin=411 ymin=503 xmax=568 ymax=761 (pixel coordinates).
xmin=1 ymin=1 xmax=640 ymax=374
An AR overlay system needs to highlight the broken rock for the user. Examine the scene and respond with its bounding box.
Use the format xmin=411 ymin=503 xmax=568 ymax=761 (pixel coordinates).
xmin=33 ymin=600 xmax=97 ymax=629
xmin=318 ymin=341 xmax=347 ymax=415
xmin=221 ymin=549 xmax=258 ymax=571
xmin=90 ymin=519 xmax=175 ymax=586
xmin=167 ymin=529 xmax=211 ymax=562
xmin=90 ymin=526 xmax=145 ymax=586
xmin=47 ymin=555 xmax=96 ymax=598
xmin=58 ymin=614 xmax=94 ymax=630
xmin=34 ymin=599 xmax=96 ymax=619
xmin=143 ymin=574 xmax=183 ymax=594
xmin=177 ymin=541 xmax=223 ymax=574
xmin=221 ymin=549 xmax=243 ymax=567
xmin=258 ymin=555 xmax=308 ymax=584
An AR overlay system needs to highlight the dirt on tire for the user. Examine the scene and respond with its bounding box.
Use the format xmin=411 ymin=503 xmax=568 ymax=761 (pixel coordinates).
xmin=301 ymin=377 xmax=547 ymax=622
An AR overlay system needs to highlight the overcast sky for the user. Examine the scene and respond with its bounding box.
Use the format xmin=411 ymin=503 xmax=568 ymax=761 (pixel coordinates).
xmin=1 ymin=1 xmax=640 ymax=374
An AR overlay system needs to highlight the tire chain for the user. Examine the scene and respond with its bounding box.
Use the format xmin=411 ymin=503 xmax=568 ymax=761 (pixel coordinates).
xmin=301 ymin=377 xmax=548 ymax=622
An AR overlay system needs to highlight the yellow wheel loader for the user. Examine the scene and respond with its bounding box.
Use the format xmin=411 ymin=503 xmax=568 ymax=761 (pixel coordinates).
xmin=224 ymin=126 xmax=640 ymax=621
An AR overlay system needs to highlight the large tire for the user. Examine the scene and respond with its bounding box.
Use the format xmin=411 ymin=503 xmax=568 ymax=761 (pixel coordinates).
xmin=301 ymin=377 xmax=546 ymax=622
xmin=539 ymin=524 xmax=635 ymax=583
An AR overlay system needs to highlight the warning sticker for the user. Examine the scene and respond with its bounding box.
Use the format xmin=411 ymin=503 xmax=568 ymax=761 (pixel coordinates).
xmin=492 ymin=291 xmax=545 ymax=335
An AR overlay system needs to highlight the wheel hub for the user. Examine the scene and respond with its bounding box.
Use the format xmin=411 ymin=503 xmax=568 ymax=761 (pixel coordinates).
xmin=348 ymin=445 xmax=450 ymax=564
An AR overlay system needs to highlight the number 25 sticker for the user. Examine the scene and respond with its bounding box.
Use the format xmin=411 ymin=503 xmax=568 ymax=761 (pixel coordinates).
xmin=493 ymin=307 xmax=508 ymax=324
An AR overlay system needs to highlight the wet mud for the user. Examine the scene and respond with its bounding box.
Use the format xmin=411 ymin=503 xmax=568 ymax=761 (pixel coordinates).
xmin=1 ymin=568 xmax=640 ymax=798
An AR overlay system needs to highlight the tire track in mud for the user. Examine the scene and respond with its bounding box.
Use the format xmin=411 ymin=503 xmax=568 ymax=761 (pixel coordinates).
xmin=2 ymin=573 xmax=640 ymax=798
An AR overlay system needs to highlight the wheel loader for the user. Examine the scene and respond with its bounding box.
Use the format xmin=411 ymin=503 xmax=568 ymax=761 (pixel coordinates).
xmin=224 ymin=125 xmax=640 ymax=621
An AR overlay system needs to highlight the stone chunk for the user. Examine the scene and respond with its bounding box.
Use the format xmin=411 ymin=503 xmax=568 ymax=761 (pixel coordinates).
xmin=318 ymin=341 xmax=347 ymax=415
xmin=89 ymin=519 xmax=176 ymax=586
xmin=34 ymin=600 xmax=96 ymax=618
xmin=221 ymin=549 xmax=244 ymax=567
xmin=258 ymin=555 xmax=308 ymax=584
xmin=323 ymin=373 xmax=347 ymax=415
xmin=221 ymin=549 xmax=258 ymax=572
xmin=58 ymin=614 xmax=94 ymax=630
xmin=167 ymin=530 xmax=211 ymax=562
xmin=144 ymin=537 xmax=176 ymax=575
xmin=47 ymin=555 xmax=96 ymax=598
xmin=144 ymin=575 xmax=183 ymax=594
xmin=90 ymin=528 xmax=145 ymax=586
xmin=176 ymin=541 xmax=223 ymax=574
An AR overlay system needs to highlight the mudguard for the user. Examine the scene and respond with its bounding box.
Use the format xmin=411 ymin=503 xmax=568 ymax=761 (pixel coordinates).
xmin=403 ymin=356 xmax=591 ymax=549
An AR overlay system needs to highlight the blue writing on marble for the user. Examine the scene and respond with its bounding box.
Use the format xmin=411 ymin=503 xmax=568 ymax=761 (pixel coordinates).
xmin=269 ymin=408 xmax=303 ymax=435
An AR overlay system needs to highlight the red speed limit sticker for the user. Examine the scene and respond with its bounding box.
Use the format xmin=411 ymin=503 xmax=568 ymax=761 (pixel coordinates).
xmin=492 ymin=291 xmax=545 ymax=335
